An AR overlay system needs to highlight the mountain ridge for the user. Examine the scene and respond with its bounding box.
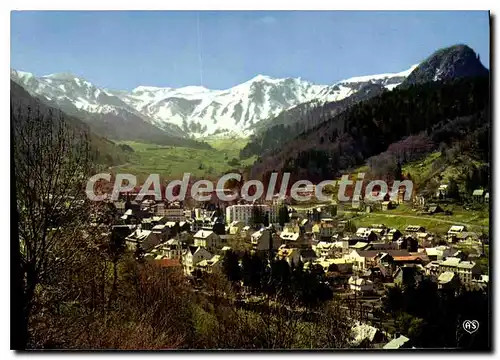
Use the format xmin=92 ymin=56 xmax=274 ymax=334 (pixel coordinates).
xmin=11 ymin=63 xmax=419 ymax=139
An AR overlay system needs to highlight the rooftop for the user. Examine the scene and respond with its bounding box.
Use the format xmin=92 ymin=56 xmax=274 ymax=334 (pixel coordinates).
xmin=383 ymin=335 xmax=410 ymax=349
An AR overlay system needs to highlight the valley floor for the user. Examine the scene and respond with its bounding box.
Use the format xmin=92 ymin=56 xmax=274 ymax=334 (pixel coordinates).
xmin=114 ymin=139 xmax=256 ymax=182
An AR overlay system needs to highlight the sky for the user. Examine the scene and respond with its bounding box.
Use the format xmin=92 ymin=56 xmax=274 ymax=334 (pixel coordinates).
xmin=11 ymin=11 xmax=490 ymax=91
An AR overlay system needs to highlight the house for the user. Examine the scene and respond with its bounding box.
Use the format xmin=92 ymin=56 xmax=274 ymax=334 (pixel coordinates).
xmin=348 ymin=276 xmax=374 ymax=293
xmin=393 ymin=255 xmax=425 ymax=266
xmin=383 ymin=335 xmax=411 ymax=349
xmin=369 ymin=227 xmax=386 ymax=238
xmin=438 ymin=257 xmax=481 ymax=285
xmin=427 ymin=204 xmax=444 ymax=214
xmin=120 ymin=208 xmax=146 ymax=224
xmin=280 ymin=223 xmax=303 ymax=244
xmin=349 ymin=250 xmax=411 ymax=271
xmin=452 ymin=250 xmax=468 ymax=261
xmin=405 ymin=225 xmax=425 ymax=233
xmin=368 ymin=242 xmax=398 ymax=251
xmin=251 ymin=228 xmax=280 ymax=252
xmin=413 ymin=193 xmax=426 ymax=207
xmin=219 ymin=234 xmax=234 ymax=246
xmin=437 ymin=271 xmax=460 ymax=290
xmin=397 ymin=186 xmax=410 ymax=204
xmin=176 ymin=231 xmax=194 ymax=245
xmin=381 ymin=201 xmax=394 ymax=211
xmin=111 ymin=224 xmax=136 ymax=242
xmin=424 ymin=245 xmax=454 ymax=261
xmin=196 ymin=254 xmax=223 ymax=274
xmin=191 ymin=218 xmax=212 ymax=233
xmin=163 ymin=206 xmax=185 ymax=222
xmin=351 ymin=322 xmax=387 ymax=348
xmin=125 ymin=228 xmax=161 ymax=252
xmin=151 ymin=215 xmax=166 ymax=225
xmin=141 ymin=217 xmax=154 ymax=230
xmin=193 ymin=230 xmax=221 ymax=252
xmin=299 ymin=248 xmax=317 ymax=263
xmin=182 ymin=246 xmax=212 ymax=275
xmin=447 ymin=225 xmax=467 ymax=242
xmin=337 ymin=220 xmax=348 ymax=233
xmin=383 ymin=228 xmax=403 ymax=242
xmin=436 ymin=184 xmax=449 ymax=198
xmin=456 ymin=232 xmax=480 ymax=244
xmin=229 ymin=221 xmax=245 ymax=235
xmin=164 ymin=221 xmax=181 ymax=235
xmin=150 ymin=238 xmax=185 ymax=260
xmin=371 ymin=253 xmax=397 ymax=280
xmin=225 ymin=204 xmax=276 ymax=225
xmin=472 ymin=189 xmax=485 ymax=203
xmin=394 ymin=265 xmax=423 ymax=287
xmin=240 ymin=225 xmax=252 ymax=237
xmin=425 ymin=260 xmax=442 ymax=278
xmin=313 ymin=241 xmax=338 ymax=258
xmin=415 ymin=232 xmax=435 ymax=248
xmin=312 ymin=223 xmax=336 ymax=241
xmin=277 ymin=246 xmax=301 ymax=266
xmin=299 ymin=218 xmax=313 ymax=234
xmin=178 ymin=220 xmax=191 ymax=233
xmin=151 ymin=224 xmax=171 ymax=242
xmin=316 ymin=258 xmax=353 ymax=273
xmin=397 ymin=236 xmax=418 ymax=252
xmin=350 ymin=241 xmax=370 ymax=251
xmin=471 ymin=275 xmax=489 ymax=286
xmin=355 ymin=228 xmax=378 ymax=243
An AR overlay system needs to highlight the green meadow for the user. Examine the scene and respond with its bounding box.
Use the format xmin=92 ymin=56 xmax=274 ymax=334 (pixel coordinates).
xmin=113 ymin=139 xmax=256 ymax=182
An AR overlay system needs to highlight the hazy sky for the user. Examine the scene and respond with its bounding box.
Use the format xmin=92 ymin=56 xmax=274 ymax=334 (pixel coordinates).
xmin=11 ymin=11 xmax=490 ymax=90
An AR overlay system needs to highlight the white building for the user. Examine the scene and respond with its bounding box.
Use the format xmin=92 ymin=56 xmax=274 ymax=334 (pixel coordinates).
xmin=251 ymin=228 xmax=281 ymax=251
xmin=182 ymin=246 xmax=212 ymax=275
xmin=348 ymin=276 xmax=374 ymax=293
xmin=193 ymin=230 xmax=221 ymax=253
xmin=225 ymin=204 xmax=278 ymax=225
xmin=164 ymin=207 xmax=185 ymax=222
xmin=125 ymin=228 xmax=161 ymax=252
xmin=162 ymin=239 xmax=184 ymax=260
xmin=438 ymin=257 xmax=481 ymax=285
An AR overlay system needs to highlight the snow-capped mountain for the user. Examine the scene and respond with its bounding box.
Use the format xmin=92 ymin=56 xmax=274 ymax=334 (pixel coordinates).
xmin=110 ymin=75 xmax=326 ymax=137
xmin=110 ymin=65 xmax=419 ymax=137
xmin=12 ymin=70 xmax=134 ymax=114
xmin=10 ymin=64 xmax=419 ymax=139
xmin=316 ymin=64 xmax=419 ymax=102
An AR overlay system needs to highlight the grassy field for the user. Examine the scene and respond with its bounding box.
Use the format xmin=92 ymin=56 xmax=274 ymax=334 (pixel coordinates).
xmin=113 ymin=139 xmax=256 ymax=181
xmin=342 ymin=203 xmax=489 ymax=235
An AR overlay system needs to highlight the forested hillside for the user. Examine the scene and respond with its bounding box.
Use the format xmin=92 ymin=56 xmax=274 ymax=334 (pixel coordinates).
xmin=240 ymin=83 xmax=385 ymax=159
xmin=11 ymin=80 xmax=129 ymax=166
xmin=248 ymin=75 xmax=490 ymax=188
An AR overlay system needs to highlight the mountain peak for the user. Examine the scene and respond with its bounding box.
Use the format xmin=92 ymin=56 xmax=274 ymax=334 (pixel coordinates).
xmin=245 ymin=74 xmax=283 ymax=85
xmin=42 ymin=72 xmax=80 ymax=81
xmin=132 ymin=85 xmax=171 ymax=93
xmin=11 ymin=69 xmax=35 ymax=79
xmin=251 ymin=74 xmax=273 ymax=81
xmin=402 ymin=44 xmax=489 ymax=87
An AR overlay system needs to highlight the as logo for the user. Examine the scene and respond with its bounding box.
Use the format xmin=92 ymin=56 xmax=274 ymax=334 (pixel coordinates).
xmin=462 ymin=320 xmax=480 ymax=334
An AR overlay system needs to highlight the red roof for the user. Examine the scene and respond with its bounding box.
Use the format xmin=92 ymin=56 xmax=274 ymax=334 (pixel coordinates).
xmin=393 ymin=256 xmax=422 ymax=262
xmin=154 ymin=258 xmax=181 ymax=268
